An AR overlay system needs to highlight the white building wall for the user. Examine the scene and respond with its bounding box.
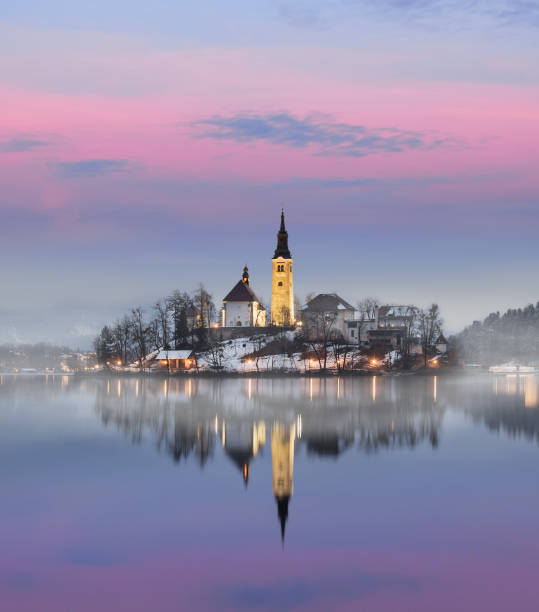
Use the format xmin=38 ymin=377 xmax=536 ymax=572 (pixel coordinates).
xmin=224 ymin=301 xmax=266 ymax=327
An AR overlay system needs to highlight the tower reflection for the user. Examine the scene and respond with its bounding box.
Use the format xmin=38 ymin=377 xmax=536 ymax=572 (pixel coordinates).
xmin=272 ymin=422 xmax=295 ymax=543
xmin=84 ymin=374 xmax=539 ymax=541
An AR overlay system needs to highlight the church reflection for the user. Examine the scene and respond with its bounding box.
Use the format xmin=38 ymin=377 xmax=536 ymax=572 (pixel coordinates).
xmin=92 ymin=375 xmax=448 ymax=542
xmin=78 ymin=373 xmax=539 ymax=541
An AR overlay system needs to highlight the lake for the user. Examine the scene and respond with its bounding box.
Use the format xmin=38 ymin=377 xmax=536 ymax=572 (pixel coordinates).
xmin=1 ymin=373 xmax=539 ymax=611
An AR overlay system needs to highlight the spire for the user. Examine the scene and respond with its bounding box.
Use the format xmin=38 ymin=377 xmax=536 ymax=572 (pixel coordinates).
xmin=242 ymin=266 xmax=249 ymax=285
xmin=273 ymin=209 xmax=291 ymax=259
xmin=276 ymin=495 xmax=290 ymax=544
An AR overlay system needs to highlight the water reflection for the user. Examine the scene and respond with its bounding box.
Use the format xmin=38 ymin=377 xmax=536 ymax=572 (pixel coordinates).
xmin=3 ymin=373 xmax=539 ymax=542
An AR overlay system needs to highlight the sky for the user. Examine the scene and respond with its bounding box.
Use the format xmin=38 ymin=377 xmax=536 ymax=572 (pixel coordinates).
xmin=1 ymin=0 xmax=539 ymax=347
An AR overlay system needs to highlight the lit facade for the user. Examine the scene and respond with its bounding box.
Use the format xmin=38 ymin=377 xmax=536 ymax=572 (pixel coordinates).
xmin=271 ymin=211 xmax=294 ymax=326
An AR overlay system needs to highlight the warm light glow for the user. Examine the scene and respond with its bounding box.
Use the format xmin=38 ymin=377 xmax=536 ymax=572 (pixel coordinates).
xmin=116 ymin=360 xmax=122 ymax=366
xmin=370 ymin=358 xmax=378 ymax=367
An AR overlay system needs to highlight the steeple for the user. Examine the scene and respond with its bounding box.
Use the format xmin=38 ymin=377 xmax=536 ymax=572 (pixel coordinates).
xmin=273 ymin=209 xmax=291 ymax=259
xmin=242 ymin=266 xmax=249 ymax=285
xmin=276 ymin=495 xmax=290 ymax=544
xmin=271 ymin=422 xmax=295 ymax=545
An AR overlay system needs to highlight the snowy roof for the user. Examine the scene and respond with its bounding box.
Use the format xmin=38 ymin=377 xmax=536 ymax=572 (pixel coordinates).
xmin=378 ymin=305 xmax=416 ymax=319
xmin=154 ymin=350 xmax=193 ymax=360
xmin=302 ymin=293 xmax=354 ymax=312
xmin=223 ymin=279 xmax=264 ymax=304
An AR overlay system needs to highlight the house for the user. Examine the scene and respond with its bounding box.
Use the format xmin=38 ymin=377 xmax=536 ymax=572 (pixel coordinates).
xmin=344 ymin=317 xmax=377 ymax=345
xmin=301 ymin=293 xmax=355 ymax=341
xmin=367 ymin=305 xmax=417 ymax=351
xmin=145 ymin=349 xmax=195 ymax=371
xmin=435 ymin=333 xmax=448 ymax=353
xmin=221 ymin=266 xmax=267 ymax=328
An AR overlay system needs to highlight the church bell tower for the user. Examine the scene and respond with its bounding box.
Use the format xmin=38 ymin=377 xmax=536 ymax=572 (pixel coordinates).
xmin=271 ymin=210 xmax=294 ymax=326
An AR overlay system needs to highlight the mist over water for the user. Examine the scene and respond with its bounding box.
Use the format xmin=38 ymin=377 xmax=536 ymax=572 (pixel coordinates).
xmin=1 ymin=374 xmax=539 ymax=611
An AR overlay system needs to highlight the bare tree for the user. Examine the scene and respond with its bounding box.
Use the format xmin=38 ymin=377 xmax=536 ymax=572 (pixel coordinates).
xmin=330 ymin=334 xmax=353 ymax=372
xmin=303 ymin=311 xmax=337 ymax=371
xmin=355 ymin=297 xmax=380 ymax=345
xmin=205 ymin=341 xmax=226 ymax=371
xmin=398 ymin=306 xmax=419 ymax=369
xmin=193 ymin=283 xmax=214 ymax=329
xmin=152 ymin=299 xmax=173 ymax=372
xmin=358 ymin=297 xmax=379 ymax=320
xmin=130 ymin=307 xmax=149 ymax=371
xmin=113 ymin=316 xmax=131 ymax=366
xmin=418 ymin=304 xmax=442 ymax=367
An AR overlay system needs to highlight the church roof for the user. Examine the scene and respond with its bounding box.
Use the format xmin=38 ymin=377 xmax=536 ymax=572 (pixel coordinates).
xmin=273 ymin=210 xmax=291 ymax=259
xmin=223 ymin=279 xmax=264 ymax=304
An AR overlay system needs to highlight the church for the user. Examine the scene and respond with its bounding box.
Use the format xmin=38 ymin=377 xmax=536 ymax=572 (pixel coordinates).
xmin=221 ymin=210 xmax=295 ymax=328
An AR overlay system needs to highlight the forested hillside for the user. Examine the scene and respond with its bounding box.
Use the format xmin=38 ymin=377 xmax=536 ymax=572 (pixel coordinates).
xmin=456 ymin=303 xmax=539 ymax=365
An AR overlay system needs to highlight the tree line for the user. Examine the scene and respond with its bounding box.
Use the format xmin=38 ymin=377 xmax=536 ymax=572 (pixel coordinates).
xmin=456 ymin=302 xmax=539 ymax=365
xmin=94 ymin=284 xmax=215 ymax=367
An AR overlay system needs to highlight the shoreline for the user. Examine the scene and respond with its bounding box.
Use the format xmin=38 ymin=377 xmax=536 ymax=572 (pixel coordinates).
xmin=68 ymin=366 xmax=476 ymax=379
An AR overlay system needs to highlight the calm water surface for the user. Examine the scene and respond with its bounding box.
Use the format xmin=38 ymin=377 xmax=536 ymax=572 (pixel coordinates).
xmin=1 ymin=374 xmax=539 ymax=611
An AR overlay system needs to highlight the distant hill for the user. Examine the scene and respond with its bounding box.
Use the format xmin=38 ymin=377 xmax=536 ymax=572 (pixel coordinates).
xmin=456 ymin=303 xmax=539 ymax=365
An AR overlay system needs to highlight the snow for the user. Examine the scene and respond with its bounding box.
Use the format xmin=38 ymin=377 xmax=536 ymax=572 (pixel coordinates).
xmin=154 ymin=350 xmax=192 ymax=360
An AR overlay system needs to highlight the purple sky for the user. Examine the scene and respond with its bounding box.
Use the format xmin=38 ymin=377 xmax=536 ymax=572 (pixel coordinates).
xmin=1 ymin=1 xmax=539 ymax=346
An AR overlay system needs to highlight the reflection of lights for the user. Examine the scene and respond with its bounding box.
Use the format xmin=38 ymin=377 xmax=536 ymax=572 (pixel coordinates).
xmin=136 ymin=379 xmax=139 ymax=397
xmin=372 ymin=376 xmax=376 ymax=402
xmin=117 ymin=380 xmax=121 ymax=397
xmin=433 ymin=375 xmax=437 ymax=403
xmin=116 ymin=360 xmax=122 ymax=366
xmin=296 ymin=414 xmax=302 ymax=439
xmin=214 ymin=415 xmax=219 ymax=434
xmin=309 ymin=378 xmax=313 ymax=401
xmin=525 ymin=375 xmax=538 ymax=408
